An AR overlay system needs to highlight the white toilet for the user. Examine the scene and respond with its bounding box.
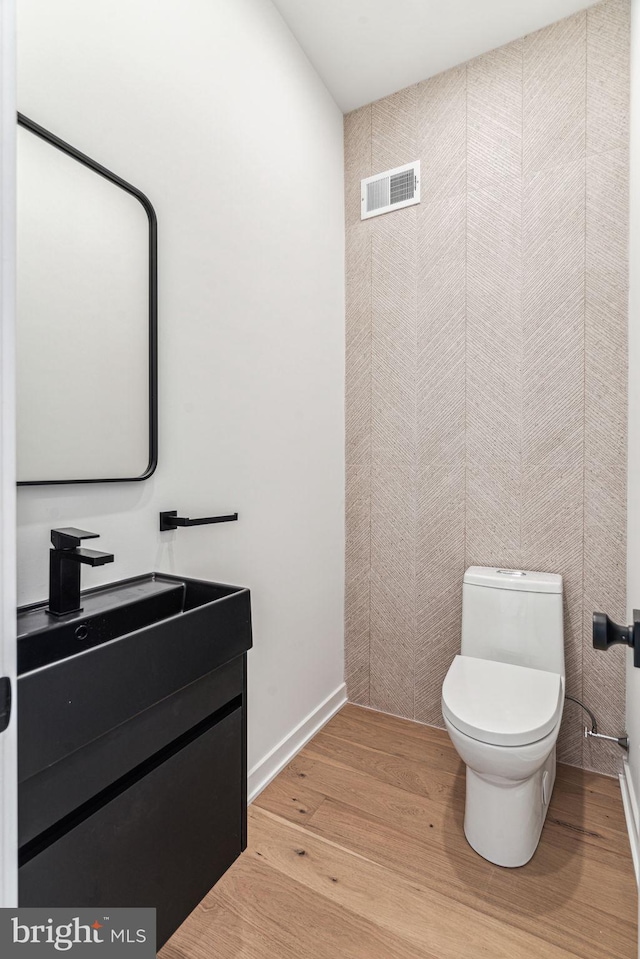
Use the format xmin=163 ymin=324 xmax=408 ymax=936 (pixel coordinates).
xmin=442 ymin=566 xmax=565 ymax=868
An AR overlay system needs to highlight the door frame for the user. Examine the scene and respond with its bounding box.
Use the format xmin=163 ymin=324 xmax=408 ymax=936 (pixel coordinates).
xmin=0 ymin=0 xmax=17 ymax=909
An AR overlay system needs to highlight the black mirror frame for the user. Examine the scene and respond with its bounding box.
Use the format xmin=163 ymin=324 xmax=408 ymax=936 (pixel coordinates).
xmin=16 ymin=112 xmax=158 ymax=486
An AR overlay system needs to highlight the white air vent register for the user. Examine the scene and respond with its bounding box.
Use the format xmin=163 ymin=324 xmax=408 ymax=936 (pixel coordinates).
xmin=361 ymin=161 xmax=420 ymax=220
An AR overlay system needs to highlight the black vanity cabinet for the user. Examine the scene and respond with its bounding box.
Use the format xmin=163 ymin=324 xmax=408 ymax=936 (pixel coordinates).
xmin=17 ymin=574 xmax=252 ymax=948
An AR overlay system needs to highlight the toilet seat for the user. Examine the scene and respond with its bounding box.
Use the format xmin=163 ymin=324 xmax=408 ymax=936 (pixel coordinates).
xmin=442 ymin=655 xmax=563 ymax=747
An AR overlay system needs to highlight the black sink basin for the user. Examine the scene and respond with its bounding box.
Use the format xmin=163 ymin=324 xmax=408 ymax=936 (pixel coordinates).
xmin=18 ymin=572 xmax=252 ymax=782
xmin=18 ymin=574 xmax=241 ymax=673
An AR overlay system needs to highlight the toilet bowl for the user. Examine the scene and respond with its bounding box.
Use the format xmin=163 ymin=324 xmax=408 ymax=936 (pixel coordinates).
xmin=442 ymin=655 xmax=563 ymax=867
xmin=442 ymin=567 xmax=565 ymax=867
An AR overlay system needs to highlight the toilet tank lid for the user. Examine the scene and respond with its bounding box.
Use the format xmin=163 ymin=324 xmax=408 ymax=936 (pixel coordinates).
xmin=464 ymin=566 xmax=562 ymax=594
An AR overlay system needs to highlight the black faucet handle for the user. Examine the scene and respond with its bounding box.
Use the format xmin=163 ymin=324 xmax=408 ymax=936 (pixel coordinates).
xmin=73 ymin=548 xmax=115 ymax=567
xmin=50 ymin=527 xmax=100 ymax=550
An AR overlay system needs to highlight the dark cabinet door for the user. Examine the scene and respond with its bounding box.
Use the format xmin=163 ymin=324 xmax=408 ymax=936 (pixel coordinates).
xmin=20 ymin=706 xmax=242 ymax=947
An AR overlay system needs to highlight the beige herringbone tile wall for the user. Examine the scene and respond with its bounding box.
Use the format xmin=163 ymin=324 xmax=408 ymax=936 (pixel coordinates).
xmin=344 ymin=0 xmax=629 ymax=775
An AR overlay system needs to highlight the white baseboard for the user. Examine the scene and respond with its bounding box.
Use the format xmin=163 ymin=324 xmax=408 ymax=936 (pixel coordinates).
xmin=619 ymin=759 xmax=639 ymax=886
xmin=247 ymin=683 xmax=347 ymax=804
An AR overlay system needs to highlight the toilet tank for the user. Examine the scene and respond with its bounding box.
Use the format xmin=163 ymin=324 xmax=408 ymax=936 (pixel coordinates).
xmin=461 ymin=567 xmax=564 ymax=677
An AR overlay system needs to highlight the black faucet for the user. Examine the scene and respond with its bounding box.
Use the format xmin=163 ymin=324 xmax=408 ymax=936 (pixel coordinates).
xmin=47 ymin=527 xmax=115 ymax=617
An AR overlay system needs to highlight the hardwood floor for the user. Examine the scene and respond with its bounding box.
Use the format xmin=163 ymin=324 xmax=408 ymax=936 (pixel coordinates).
xmin=161 ymin=704 xmax=637 ymax=959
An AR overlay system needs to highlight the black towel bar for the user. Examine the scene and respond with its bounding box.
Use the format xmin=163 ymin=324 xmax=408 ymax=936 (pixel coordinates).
xmin=159 ymin=510 xmax=238 ymax=532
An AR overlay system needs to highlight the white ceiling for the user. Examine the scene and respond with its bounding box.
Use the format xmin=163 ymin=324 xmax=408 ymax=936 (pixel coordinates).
xmin=271 ymin=0 xmax=597 ymax=114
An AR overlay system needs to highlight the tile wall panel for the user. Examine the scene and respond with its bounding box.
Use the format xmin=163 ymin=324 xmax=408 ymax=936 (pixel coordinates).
xmin=522 ymin=11 xmax=586 ymax=179
xmin=466 ymin=44 xmax=523 ymax=571
xmin=370 ymin=202 xmax=417 ymax=717
xmin=345 ymin=466 xmax=371 ymax=705
xmin=587 ymin=0 xmax=631 ymax=156
xmin=345 ymin=107 xmax=372 ymax=469
xmin=369 ymin=89 xmax=419 ymax=716
xmin=415 ymin=68 xmax=467 ymax=725
xmin=344 ymin=0 xmax=629 ymax=774
xmin=418 ymin=66 xmax=467 ymax=199
xmin=467 ymin=41 xmax=523 ymax=192
xmin=521 ymin=158 xmax=586 ymax=765
xmin=371 ymin=86 xmax=418 ymax=174
xmin=583 ymin=147 xmax=629 ymax=772
xmin=344 ymin=106 xmax=372 ymax=705
xmin=465 ymin=178 xmax=523 ymax=569
xmin=581 ymin=1 xmax=630 ymax=771
xmin=370 ymin=463 xmax=416 ymax=716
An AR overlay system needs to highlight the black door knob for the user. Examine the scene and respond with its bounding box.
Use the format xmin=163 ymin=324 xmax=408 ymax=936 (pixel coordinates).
xmin=593 ymin=610 xmax=640 ymax=668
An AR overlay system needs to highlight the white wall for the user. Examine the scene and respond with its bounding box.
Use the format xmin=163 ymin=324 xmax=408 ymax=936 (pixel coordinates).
xmin=16 ymin=0 xmax=345 ymax=777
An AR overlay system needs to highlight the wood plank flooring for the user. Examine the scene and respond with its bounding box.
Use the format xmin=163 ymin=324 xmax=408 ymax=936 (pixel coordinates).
xmin=160 ymin=704 xmax=637 ymax=959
